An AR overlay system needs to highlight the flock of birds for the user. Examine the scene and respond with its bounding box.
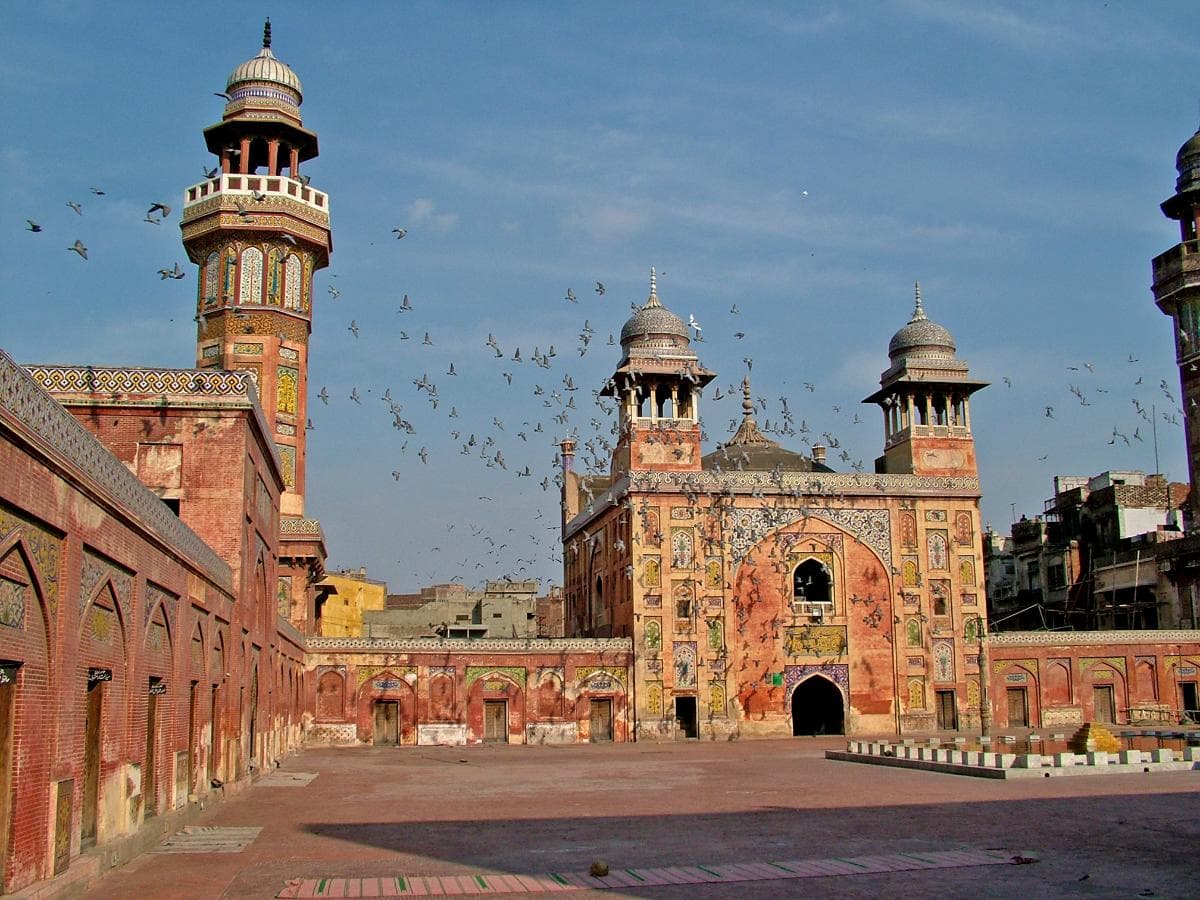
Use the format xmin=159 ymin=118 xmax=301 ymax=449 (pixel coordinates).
xmin=26 ymin=193 xmax=174 ymax=264
xmin=19 ymin=177 xmax=1185 ymax=594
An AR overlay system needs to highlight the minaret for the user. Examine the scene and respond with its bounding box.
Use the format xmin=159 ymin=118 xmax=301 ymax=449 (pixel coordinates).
xmin=1152 ymin=123 xmax=1200 ymax=520
xmin=181 ymin=21 xmax=331 ymax=634
xmin=602 ymin=269 xmax=715 ymax=474
xmin=863 ymin=283 xmax=987 ymax=476
xmin=181 ymin=19 xmax=331 ymax=519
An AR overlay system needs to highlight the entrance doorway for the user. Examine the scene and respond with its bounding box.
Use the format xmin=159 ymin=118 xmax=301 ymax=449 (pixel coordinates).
xmin=484 ymin=700 xmax=508 ymax=743
xmin=791 ymin=677 xmax=844 ymax=735
xmin=589 ymin=699 xmax=613 ymax=742
xmin=145 ymin=679 xmax=160 ymax=818
xmin=935 ymin=690 xmax=958 ymax=731
xmin=0 ymin=670 xmax=15 ymax=888
xmin=373 ymin=701 xmax=400 ymax=746
xmin=82 ymin=681 xmax=103 ymax=845
xmin=675 ymin=696 xmax=698 ymax=739
xmin=1181 ymin=682 xmax=1199 ymax=720
xmin=1093 ymin=685 xmax=1116 ymax=724
xmin=1006 ymin=687 xmax=1028 ymax=728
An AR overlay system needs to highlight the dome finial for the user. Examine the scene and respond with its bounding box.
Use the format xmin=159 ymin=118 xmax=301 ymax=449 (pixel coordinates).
xmin=741 ymin=376 xmax=754 ymax=420
xmin=911 ymin=281 xmax=927 ymax=322
xmin=645 ymin=267 xmax=661 ymax=308
xmin=263 ymin=18 xmax=272 ymax=49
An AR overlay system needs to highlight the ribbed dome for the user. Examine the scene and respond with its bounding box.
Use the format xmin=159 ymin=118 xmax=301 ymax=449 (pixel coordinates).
xmin=226 ymin=21 xmax=303 ymax=104
xmin=620 ymin=269 xmax=691 ymax=350
xmin=888 ymin=284 xmax=956 ymax=359
xmin=1176 ymin=128 xmax=1200 ymax=192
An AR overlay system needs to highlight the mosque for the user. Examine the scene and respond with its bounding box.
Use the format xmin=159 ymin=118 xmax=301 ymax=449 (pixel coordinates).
xmin=561 ymin=271 xmax=991 ymax=738
xmin=1 ymin=23 xmax=1198 ymax=895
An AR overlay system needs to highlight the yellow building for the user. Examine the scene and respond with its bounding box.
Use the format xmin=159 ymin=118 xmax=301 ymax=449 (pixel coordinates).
xmin=318 ymin=568 xmax=388 ymax=637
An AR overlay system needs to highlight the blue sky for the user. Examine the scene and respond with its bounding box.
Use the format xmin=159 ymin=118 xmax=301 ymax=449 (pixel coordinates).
xmin=2 ymin=2 xmax=1197 ymax=593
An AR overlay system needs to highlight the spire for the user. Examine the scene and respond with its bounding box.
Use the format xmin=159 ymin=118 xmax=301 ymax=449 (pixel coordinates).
xmin=724 ymin=375 xmax=777 ymax=448
xmin=263 ymin=17 xmax=272 ymax=49
xmin=911 ymin=281 xmax=927 ymax=322
xmin=645 ymin=266 xmax=661 ymax=308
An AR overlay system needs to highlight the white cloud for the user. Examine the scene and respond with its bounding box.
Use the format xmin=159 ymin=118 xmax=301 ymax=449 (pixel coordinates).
xmin=563 ymin=203 xmax=648 ymax=242
xmin=404 ymin=197 xmax=458 ymax=233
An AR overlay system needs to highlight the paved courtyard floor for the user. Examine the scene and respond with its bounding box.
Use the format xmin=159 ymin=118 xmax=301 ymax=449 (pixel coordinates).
xmin=80 ymin=737 xmax=1198 ymax=899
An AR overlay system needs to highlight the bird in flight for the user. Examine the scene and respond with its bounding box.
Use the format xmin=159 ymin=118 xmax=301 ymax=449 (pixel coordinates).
xmin=67 ymin=201 xmax=82 ymax=215
xmin=350 ymin=387 xmax=362 ymax=404
xmin=595 ymin=282 xmax=605 ymax=296
xmin=398 ymin=294 xmax=412 ymax=312
xmin=25 ymin=219 xmax=42 ymax=232
xmin=68 ymin=240 xmax=88 ymax=260
xmin=348 ymin=320 xmax=359 ymax=338
xmin=565 ymin=288 xmax=577 ymax=303
xmin=147 ymin=202 xmax=172 ymax=218
xmin=318 ymin=386 xmax=330 ymax=404
xmin=158 ymin=262 xmax=185 ymax=280
xmin=392 ymin=228 xmax=407 ymax=239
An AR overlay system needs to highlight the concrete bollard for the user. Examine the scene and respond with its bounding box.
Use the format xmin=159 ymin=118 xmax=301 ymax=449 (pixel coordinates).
xmin=1086 ymin=751 xmax=1110 ymax=766
xmin=1015 ymin=753 xmax=1043 ymax=768
xmin=1150 ymin=749 xmax=1174 ymax=763
xmin=996 ymin=753 xmax=1016 ymax=768
xmin=1053 ymin=752 xmax=1076 ymax=767
xmin=1119 ymin=750 xmax=1144 ymax=764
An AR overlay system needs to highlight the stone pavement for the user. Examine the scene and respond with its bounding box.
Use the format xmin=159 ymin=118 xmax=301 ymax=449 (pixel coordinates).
xmin=73 ymin=737 xmax=1198 ymax=899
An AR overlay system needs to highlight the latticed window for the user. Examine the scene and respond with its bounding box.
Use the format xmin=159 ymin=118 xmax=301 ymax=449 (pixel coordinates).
xmin=285 ymin=254 xmax=302 ymax=309
xmin=240 ymin=247 xmax=263 ymax=304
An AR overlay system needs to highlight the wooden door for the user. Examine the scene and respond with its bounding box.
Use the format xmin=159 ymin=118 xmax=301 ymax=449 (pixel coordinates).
xmin=0 ymin=677 xmax=14 ymax=888
xmin=589 ymin=699 xmax=613 ymax=742
xmin=373 ymin=701 xmax=399 ymax=746
xmin=484 ymin=700 xmax=507 ymax=743
xmin=1093 ymin=685 xmax=1116 ymax=724
xmin=187 ymin=682 xmax=197 ymax=798
xmin=1006 ymin=687 xmax=1028 ymax=728
xmin=936 ymin=690 xmax=958 ymax=731
xmin=53 ymin=780 xmax=72 ymax=876
xmin=144 ymin=685 xmax=159 ymax=818
xmin=207 ymin=685 xmax=218 ymax=785
xmin=82 ymin=683 xmax=102 ymax=844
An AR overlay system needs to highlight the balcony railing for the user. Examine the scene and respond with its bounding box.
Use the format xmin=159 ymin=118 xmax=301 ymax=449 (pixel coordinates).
xmin=183 ymin=174 xmax=329 ymax=214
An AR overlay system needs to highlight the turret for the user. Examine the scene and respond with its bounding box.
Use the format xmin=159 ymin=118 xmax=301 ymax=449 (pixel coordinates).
xmin=863 ymin=283 xmax=986 ymax=477
xmin=601 ymin=269 xmax=714 ymax=475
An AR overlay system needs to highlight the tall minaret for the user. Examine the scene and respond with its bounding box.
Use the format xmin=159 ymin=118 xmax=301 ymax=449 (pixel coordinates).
xmin=863 ymin=284 xmax=987 ymax=477
xmin=1152 ymin=123 xmax=1200 ymax=521
xmin=181 ymin=19 xmax=331 ymax=519
xmin=181 ymin=21 xmax=332 ymax=634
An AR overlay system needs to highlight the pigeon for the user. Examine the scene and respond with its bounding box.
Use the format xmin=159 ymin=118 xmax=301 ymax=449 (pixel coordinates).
xmin=157 ymin=262 xmax=185 ymax=280
xmin=25 ymin=219 xmax=42 ymax=232
xmin=392 ymin=228 xmax=407 ymax=239
xmin=595 ymin=282 xmax=605 ymax=296
xmin=348 ymin=320 xmax=359 ymax=338
xmin=398 ymin=294 xmax=412 ymax=312
xmin=89 ymin=187 xmax=106 ymax=195
xmin=565 ymin=288 xmax=577 ymax=303
xmin=147 ymin=202 xmax=172 ymax=218
xmin=318 ymin=387 xmax=330 ymax=404
xmin=66 ymin=201 xmax=82 ymax=215
xmin=68 ymin=240 xmax=88 ymax=260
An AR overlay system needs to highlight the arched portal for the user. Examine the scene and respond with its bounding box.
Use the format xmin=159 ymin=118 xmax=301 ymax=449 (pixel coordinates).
xmin=791 ymin=676 xmax=844 ymax=736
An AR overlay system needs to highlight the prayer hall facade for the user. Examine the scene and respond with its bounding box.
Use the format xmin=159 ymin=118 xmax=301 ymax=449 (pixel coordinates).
xmin=561 ymin=275 xmax=993 ymax=739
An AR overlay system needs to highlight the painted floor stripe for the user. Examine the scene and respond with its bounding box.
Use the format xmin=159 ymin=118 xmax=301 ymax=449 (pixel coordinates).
xmin=276 ymin=849 xmax=1012 ymax=897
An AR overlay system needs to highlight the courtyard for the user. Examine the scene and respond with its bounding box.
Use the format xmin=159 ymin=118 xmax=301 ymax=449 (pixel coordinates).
xmin=70 ymin=737 xmax=1198 ymax=899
